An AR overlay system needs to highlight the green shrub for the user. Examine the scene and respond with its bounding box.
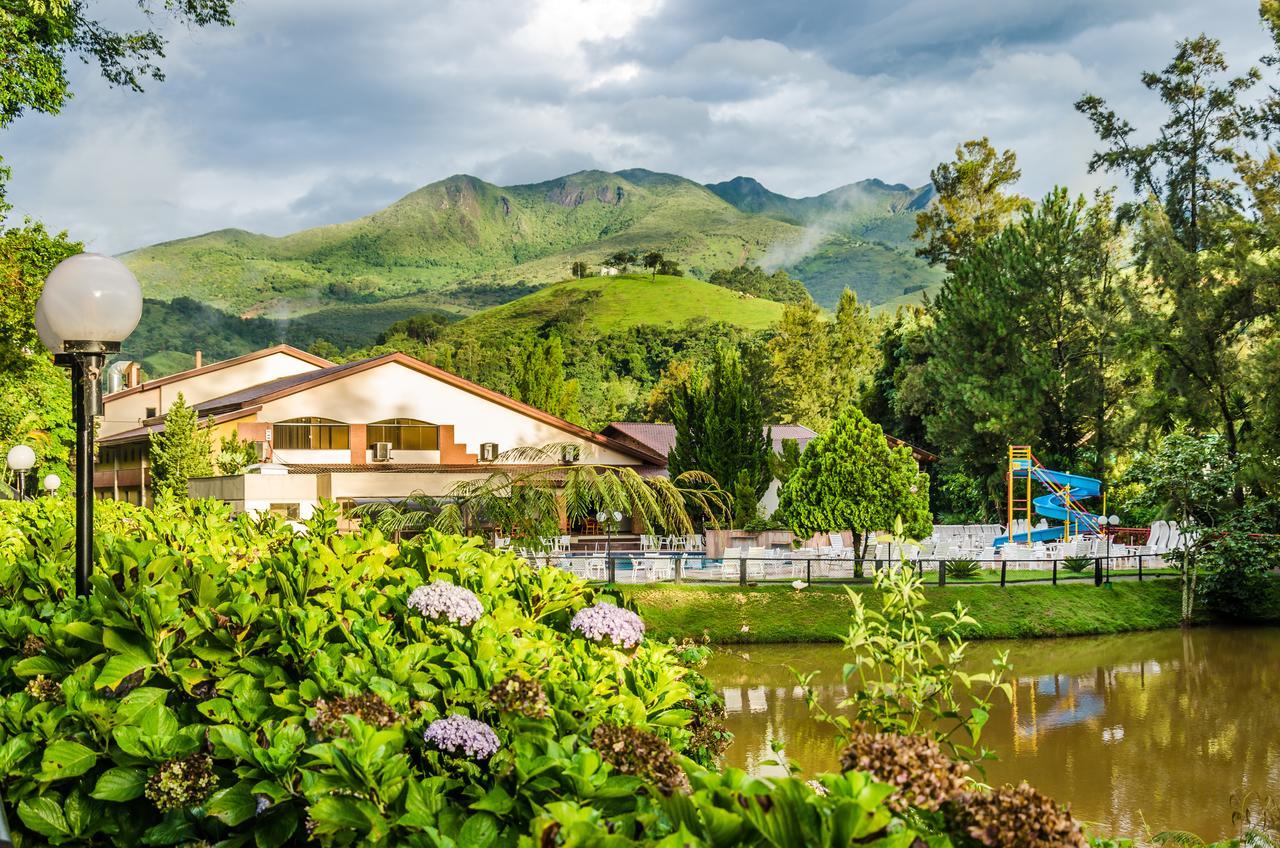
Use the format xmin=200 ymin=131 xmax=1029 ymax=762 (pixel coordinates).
xmin=1063 ymin=555 xmax=1095 ymax=574
xmin=945 ymin=558 xmax=982 ymax=579
xmin=0 ymin=498 xmax=725 ymax=846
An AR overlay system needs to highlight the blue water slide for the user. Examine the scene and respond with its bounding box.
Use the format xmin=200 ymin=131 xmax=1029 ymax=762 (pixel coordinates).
xmin=994 ymin=461 xmax=1104 ymax=548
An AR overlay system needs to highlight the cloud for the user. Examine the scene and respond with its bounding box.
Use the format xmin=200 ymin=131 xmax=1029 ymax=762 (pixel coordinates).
xmin=1 ymin=0 xmax=1276 ymax=254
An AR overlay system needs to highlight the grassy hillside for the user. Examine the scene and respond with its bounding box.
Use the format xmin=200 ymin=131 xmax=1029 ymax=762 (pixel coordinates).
xmin=451 ymin=274 xmax=788 ymax=340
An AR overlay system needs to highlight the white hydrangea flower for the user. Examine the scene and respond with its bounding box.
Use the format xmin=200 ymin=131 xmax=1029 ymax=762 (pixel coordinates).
xmin=570 ymin=603 xmax=645 ymax=649
xmin=423 ymin=715 xmax=500 ymax=760
xmin=407 ymin=581 xmax=483 ymax=626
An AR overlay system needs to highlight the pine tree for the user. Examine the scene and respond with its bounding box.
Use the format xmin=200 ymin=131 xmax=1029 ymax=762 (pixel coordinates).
xmin=829 ymin=289 xmax=878 ymax=413
xmin=766 ymin=300 xmax=831 ymax=430
xmin=922 ymin=189 xmax=1122 ymax=493
xmin=668 ymin=343 xmax=772 ymax=506
xmin=777 ymin=406 xmax=931 ymax=573
xmin=913 ymin=137 xmax=1029 ymax=272
xmin=149 ymin=393 xmax=214 ymax=499
xmin=510 ymin=336 xmax=582 ymax=423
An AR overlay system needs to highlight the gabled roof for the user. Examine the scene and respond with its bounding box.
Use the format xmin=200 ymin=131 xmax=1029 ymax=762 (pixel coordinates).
xmin=190 ymin=352 xmax=667 ymax=466
xmin=104 ymin=345 xmax=333 ymax=401
xmin=601 ymin=423 xmax=819 ymax=463
xmin=99 ymin=407 xmax=263 ymax=446
xmin=601 ymin=421 xmax=938 ymax=464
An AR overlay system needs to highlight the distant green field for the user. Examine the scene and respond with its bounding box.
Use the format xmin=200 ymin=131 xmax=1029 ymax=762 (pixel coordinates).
xmin=451 ymin=274 xmax=788 ymax=339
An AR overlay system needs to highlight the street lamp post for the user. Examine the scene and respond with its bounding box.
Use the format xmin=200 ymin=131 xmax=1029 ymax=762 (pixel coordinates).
xmin=596 ymin=510 xmax=624 ymax=583
xmin=5 ymin=445 xmax=35 ymax=501
xmin=36 ymin=254 xmax=143 ymax=598
xmin=1105 ymin=514 xmax=1120 ymax=584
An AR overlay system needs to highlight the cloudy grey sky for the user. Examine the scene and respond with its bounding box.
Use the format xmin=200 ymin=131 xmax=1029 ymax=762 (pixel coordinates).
xmin=2 ymin=0 xmax=1274 ymax=254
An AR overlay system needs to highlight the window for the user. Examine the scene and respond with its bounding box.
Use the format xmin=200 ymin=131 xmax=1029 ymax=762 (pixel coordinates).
xmin=273 ymin=417 xmax=350 ymax=450
xmin=268 ymin=503 xmax=301 ymax=519
xmin=145 ymin=407 xmax=157 ymax=419
xmin=367 ymin=418 xmax=439 ymax=451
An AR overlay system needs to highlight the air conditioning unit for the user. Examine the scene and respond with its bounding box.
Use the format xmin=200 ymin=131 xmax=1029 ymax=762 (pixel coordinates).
xmin=252 ymin=440 xmax=269 ymax=461
xmin=479 ymin=442 xmax=499 ymax=462
xmin=560 ymin=444 xmax=581 ymax=464
xmin=372 ymin=442 xmax=392 ymax=461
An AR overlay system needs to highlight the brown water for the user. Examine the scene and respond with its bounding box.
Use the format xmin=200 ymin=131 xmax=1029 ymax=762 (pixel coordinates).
xmin=703 ymin=627 xmax=1280 ymax=841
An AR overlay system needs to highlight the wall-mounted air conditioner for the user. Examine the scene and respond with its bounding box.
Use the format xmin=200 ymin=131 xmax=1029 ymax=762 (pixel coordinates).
xmin=561 ymin=444 xmax=581 ymax=464
xmin=252 ymin=440 xmax=269 ymax=461
xmin=479 ymin=442 xmax=499 ymax=462
xmin=372 ymin=442 xmax=392 ymax=461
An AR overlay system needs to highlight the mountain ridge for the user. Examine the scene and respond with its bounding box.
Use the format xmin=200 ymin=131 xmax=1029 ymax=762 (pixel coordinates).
xmin=120 ymin=167 xmax=940 ymax=335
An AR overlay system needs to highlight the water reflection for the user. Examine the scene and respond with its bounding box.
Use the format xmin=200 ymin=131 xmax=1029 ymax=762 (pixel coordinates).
xmin=703 ymin=627 xmax=1280 ymax=840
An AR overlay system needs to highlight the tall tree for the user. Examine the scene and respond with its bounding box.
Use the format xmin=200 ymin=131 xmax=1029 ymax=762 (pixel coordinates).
xmin=149 ymin=393 xmax=214 ymax=498
xmin=777 ymin=406 xmax=930 ymax=572
xmin=642 ymin=250 xmax=664 ymax=280
xmin=668 ymin=343 xmax=773 ymax=516
xmin=913 ymin=137 xmax=1029 ymax=272
xmin=510 ymin=336 xmax=581 ymax=423
xmin=766 ymin=300 xmax=831 ymax=430
xmin=922 ymin=189 xmax=1122 ymax=494
xmin=829 ymin=289 xmax=878 ymax=413
xmin=1077 ymin=35 xmax=1265 ymax=501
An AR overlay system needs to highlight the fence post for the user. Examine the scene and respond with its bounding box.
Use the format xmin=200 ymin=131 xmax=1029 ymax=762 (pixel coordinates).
xmin=806 ymin=558 xmax=812 ymax=586
xmin=938 ymin=558 xmax=946 ymax=587
xmin=1052 ymin=557 xmax=1058 ymax=586
xmin=1000 ymin=559 xmax=1008 ymax=588
xmin=674 ymin=556 xmax=683 ymax=584
xmin=1138 ymin=554 xmax=1143 ymax=582
xmin=606 ymin=553 xmax=617 ymax=584
xmin=739 ymin=556 xmax=747 ymax=587
xmin=1093 ymin=557 xmax=1103 ymax=587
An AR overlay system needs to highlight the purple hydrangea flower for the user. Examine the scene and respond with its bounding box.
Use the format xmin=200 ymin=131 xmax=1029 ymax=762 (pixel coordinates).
xmin=423 ymin=714 xmax=500 ymax=760
xmin=570 ymin=603 xmax=645 ymax=649
xmin=255 ymin=794 xmax=271 ymax=815
xmin=407 ymin=581 xmax=483 ymax=626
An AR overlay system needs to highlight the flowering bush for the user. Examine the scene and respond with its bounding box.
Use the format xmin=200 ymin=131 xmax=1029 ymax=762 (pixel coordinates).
xmin=945 ymin=782 xmax=1088 ymax=848
xmin=406 ymin=579 xmax=484 ymax=626
xmin=423 ymin=714 xmax=501 ymax=760
xmin=570 ymin=602 xmax=646 ymax=648
xmin=839 ymin=730 xmax=970 ymax=812
xmin=0 ymin=498 xmax=719 ymax=846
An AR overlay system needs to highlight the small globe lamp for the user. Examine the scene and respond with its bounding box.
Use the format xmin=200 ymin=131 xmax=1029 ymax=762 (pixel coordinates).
xmin=43 ymin=474 xmax=62 ymax=495
xmin=36 ymin=253 xmax=143 ymax=596
xmin=5 ymin=445 xmax=36 ymax=501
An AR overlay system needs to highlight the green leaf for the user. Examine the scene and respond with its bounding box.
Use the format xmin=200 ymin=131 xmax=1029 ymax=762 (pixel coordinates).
xmin=103 ymin=627 xmax=155 ymax=663
xmin=206 ymin=783 xmax=258 ymax=826
xmin=141 ymin=815 xmax=197 ymax=845
xmin=62 ymin=621 xmax=103 ymax=643
xmin=12 ymin=655 xmax=61 ymax=677
xmin=470 ymin=785 xmax=513 ymax=815
xmin=91 ymin=766 xmax=147 ymax=802
xmin=458 ymin=812 xmax=499 ymax=848
xmin=18 ymin=796 xmax=70 ymax=838
xmin=116 ymin=687 xmax=169 ymax=726
xmin=40 ymin=740 xmax=98 ymax=780
xmin=96 ymin=653 xmax=152 ymax=690
xmin=254 ymin=806 xmax=300 ymax=848
xmin=208 ymin=725 xmax=257 ymax=762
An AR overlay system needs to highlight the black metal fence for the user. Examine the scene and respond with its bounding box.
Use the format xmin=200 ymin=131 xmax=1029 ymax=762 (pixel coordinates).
xmin=536 ymin=553 xmax=1178 ymax=587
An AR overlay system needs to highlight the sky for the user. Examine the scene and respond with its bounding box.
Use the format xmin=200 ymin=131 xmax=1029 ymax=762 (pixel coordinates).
xmin=2 ymin=0 xmax=1276 ymax=254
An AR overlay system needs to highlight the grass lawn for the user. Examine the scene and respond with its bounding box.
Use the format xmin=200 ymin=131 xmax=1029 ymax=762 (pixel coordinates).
xmin=621 ymin=580 xmax=1204 ymax=644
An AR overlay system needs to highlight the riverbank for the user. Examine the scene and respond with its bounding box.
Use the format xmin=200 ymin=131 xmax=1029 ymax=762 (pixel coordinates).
xmin=623 ymin=579 xmax=1277 ymax=643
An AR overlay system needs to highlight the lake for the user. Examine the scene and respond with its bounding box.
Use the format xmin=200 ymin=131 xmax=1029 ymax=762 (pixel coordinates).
xmin=703 ymin=626 xmax=1280 ymax=840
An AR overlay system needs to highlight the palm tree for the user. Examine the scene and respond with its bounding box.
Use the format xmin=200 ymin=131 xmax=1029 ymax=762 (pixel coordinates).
xmin=351 ymin=443 xmax=731 ymax=544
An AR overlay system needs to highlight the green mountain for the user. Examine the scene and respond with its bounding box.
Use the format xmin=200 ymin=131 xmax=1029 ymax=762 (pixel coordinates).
xmin=119 ymin=168 xmax=942 ymax=367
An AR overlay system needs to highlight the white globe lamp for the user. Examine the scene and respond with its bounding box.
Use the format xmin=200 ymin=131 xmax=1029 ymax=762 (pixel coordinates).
xmin=38 ymin=253 xmax=142 ymax=350
xmin=6 ymin=444 xmax=36 ymax=502
xmin=43 ymin=474 xmax=61 ymax=494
